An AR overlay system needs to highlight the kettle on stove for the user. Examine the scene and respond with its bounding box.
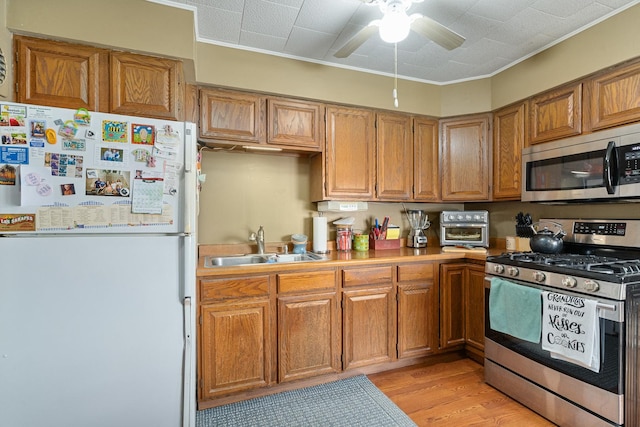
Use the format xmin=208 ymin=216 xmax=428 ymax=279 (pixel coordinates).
xmin=529 ymin=221 xmax=566 ymax=254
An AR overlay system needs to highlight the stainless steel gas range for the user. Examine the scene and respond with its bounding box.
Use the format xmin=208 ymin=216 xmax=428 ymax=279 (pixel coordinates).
xmin=485 ymin=218 xmax=640 ymax=427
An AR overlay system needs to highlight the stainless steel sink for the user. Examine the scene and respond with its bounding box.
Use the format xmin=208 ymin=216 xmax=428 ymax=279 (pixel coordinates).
xmin=204 ymin=252 xmax=327 ymax=267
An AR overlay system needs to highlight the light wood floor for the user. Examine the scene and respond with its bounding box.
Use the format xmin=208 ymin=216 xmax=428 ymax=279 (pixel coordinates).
xmin=368 ymin=357 xmax=556 ymax=426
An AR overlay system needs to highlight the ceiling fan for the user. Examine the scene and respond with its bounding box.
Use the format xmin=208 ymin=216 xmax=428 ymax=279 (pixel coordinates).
xmin=334 ymin=0 xmax=465 ymax=58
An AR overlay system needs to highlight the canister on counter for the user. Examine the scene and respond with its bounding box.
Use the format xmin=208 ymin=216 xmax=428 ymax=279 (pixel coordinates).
xmin=336 ymin=225 xmax=353 ymax=251
xmin=353 ymin=233 xmax=369 ymax=251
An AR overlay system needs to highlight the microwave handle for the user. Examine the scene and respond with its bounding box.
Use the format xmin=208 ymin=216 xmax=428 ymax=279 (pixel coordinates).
xmin=604 ymin=140 xmax=617 ymax=194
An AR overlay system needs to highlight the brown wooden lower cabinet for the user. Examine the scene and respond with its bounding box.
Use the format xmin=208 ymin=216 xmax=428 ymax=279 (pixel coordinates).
xmin=397 ymin=263 xmax=438 ymax=358
xmin=440 ymin=263 xmax=466 ymax=348
xmin=197 ymin=259 xmax=484 ymax=405
xmin=278 ymin=293 xmax=340 ymax=382
xmin=439 ymin=262 xmax=486 ymax=360
xmin=199 ymin=299 xmax=272 ymax=399
xmin=277 ymin=269 xmax=340 ymax=383
xmin=465 ymin=263 xmax=486 ymax=361
xmin=342 ymin=286 xmax=395 ymax=369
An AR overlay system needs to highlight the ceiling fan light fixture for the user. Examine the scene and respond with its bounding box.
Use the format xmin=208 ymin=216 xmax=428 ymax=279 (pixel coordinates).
xmin=379 ymin=7 xmax=411 ymax=43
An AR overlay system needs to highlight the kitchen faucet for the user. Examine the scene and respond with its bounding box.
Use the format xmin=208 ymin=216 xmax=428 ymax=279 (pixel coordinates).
xmin=249 ymin=225 xmax=266 ymax=254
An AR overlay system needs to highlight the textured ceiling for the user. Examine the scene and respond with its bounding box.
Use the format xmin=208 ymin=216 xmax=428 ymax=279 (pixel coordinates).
xmin=154 ymin=0 xmax=640 ymax=84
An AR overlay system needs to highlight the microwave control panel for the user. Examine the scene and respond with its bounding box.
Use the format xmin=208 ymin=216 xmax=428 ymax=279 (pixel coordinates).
xmin=619 ymin=143 xmax=640 ymax=184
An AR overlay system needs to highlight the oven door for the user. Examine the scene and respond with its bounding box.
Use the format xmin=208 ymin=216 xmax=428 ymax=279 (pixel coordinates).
xmin=484 ymin=276 xmax=625 ymax=425
xmin=440 ymin=223 xmax=488 ymax=247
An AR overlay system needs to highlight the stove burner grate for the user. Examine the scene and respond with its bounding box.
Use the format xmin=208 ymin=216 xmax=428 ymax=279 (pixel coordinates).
xmin=493 ymin=252 xmax=640 ymax=282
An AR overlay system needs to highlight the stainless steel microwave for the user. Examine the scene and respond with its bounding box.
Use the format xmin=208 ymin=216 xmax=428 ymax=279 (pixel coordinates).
xmin=522 ymin=122 xmax=640 ymax=202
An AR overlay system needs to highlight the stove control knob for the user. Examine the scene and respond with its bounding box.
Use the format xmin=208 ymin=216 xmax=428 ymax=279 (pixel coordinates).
xmin=562 ymin=277 xmax=577 ymax=288
xmin=506 ymin=266 xmax=519 ymax=277
xmin=492 ymin=264 xmax=505 ymax=274
xmin=583 ymin=280 xmax=600 ymax=292
xmin=532 ymin=271 xmax=546 ymax=282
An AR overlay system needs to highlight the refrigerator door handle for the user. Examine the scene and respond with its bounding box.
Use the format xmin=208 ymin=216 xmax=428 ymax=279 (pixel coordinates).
xmin=182 ymin=296 xmax=195 ymax=427
xmin=183 ymin=123 xmax=197 ymax=235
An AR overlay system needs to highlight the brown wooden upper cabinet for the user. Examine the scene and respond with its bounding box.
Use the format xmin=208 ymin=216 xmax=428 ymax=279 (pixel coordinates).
xmin=586 ymin=59 xmax=640 ymax=131
xmin=14 ymin=35 xmax=184 ymax=120
xmin=198 ymin=88 xmax=323 ymax=152
xmin=413 ymin=117 xmax=440 ymax=201
xmin=493 ymin=102 xmax=526 ymax=200
xmin=15 ymin=35 xmax=109 ymax=112
xmin=440 ymin=114 xmax=491 ymax=201
xmin=110 ymin=52 xmax=184 ymax=120
xmin=267 ymin=97 xmax=324 ymax=150
xmin=376 ymin=112 xmax=412 ymax=200
xmin=319 ymin=106 xmax=376 ymax=200
xmin=529 ymin=82 xmax=582 ymax=145
xmin=199 ymin=87 xmax=266 ymax=144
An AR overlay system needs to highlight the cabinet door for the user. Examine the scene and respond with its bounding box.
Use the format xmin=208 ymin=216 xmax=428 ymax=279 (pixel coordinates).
xmin=413 ymin=117 xmax=440 ymax=201
xmin=465 ymin=264 xmax=486 ymax=354
xmin=397 ymin=282 xmax=438 ymax=358
xmin=586 ymin=60 xmax=640 ymax=131
xmin=199 ymin=88 xmax=266 ymax=144
xmin=493 ymin=102 xmax=526 ymax=200
xmin=440 ymin=114 xmax=491 ymax=201
xmin=343 ymin=286 xmax=394 ymax=369
xmin=200 ymin=300 xmax=272 ymax=399
xmin=529 ymin=83 xmax=582 ymax=144
xmin=110 ymin=52 xmax=184 ymax=120
xmin=397 ymin=263 xmax=437 ymax=358
xmin=267 ymin=98 xmax=323 ymax=150
xmin=439 ymin=263 xmax=466 ymax=349
xmin=376 ymin=112 xmax=412 ymax=200
xmin=325 ymin=106 xmax=376 ymax=200
xmin=14 ymin=35 xmax=109 ymax=112
xmin=278 ymin=292 xmax=340 ymax=382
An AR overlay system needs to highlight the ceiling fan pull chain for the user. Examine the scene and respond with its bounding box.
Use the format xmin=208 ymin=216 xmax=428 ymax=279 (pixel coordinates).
xmin=393 ymin=42 xmax=399 ymax=108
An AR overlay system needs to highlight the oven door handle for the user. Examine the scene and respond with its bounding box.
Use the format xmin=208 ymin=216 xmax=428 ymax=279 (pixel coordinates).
xmin=603 ymin=140 xmax=618 ymax=194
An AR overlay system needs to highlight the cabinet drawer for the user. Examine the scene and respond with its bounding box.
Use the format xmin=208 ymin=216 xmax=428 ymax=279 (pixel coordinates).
xmin=200 ymin=275 xmax=270 ymax=301
xmin=342 ymin=266 xmax=393 ymax=287
xmin=397 ymin=264 xmax=434 ymax=283
xmin=277 ymin=270 xmax=336 ymax=294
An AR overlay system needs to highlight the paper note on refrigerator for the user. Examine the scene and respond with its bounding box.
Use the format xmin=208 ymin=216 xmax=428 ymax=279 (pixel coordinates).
xmin=132 ymin=171 xmax=164 ymax=214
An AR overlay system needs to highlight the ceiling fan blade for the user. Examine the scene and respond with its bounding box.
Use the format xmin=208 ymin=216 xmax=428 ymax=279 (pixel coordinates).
xmin=410 ymin=15 xmax=465 ymax=50
xmin=334 ymin=22 xmax=380 ymax=58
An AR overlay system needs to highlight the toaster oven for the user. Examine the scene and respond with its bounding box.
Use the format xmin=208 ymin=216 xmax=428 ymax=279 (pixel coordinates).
xmin=440 ymin=210 xmax=489 ymax=247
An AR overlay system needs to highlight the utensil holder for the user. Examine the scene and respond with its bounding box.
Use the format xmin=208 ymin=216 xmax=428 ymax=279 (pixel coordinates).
xmin=516 ymin=225 xmax=534 ymax=238
xmin=369 ymin=238 xmax=400 ymax=250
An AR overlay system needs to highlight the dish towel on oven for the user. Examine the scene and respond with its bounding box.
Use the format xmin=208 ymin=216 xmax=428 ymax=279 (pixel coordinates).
xmin=489 ymin=277 xmax=541 ymax=343
xmin=541 ymin=291 xmax=600 ymax=372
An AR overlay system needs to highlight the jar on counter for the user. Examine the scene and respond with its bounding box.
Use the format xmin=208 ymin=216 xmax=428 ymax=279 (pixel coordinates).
xmin=353 ymin=233 xmax=369 ymax=252
xmin=336 ymin=225 xmax=353 ymax=251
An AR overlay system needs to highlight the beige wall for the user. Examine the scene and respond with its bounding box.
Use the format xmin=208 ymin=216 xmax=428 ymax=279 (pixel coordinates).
xmin=198 ymin=149 xmax=463 ymax=244
xmin=5 ymin=1 xmax=640 ymax=245
xmin=195 ymin=43 xmax=443 ymax=116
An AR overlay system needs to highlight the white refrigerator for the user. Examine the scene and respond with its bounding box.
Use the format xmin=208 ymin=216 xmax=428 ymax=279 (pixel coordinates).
xmin=0 ymin=102 xmax=197 ymax=427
